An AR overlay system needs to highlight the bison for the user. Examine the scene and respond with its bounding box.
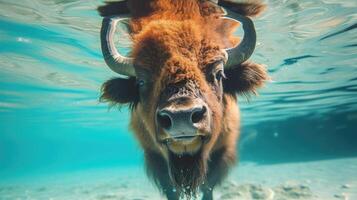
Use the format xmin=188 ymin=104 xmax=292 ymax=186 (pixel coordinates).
xmin=98 ymin=0 xmax=268 ymax=199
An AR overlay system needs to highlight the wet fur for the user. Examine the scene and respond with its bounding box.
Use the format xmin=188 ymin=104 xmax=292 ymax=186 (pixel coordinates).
xmin=98 ymin=0 xmax=267 ymax=199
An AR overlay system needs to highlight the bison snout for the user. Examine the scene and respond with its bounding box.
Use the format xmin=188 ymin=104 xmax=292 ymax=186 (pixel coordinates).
xmin=156 ymin=102 xmax=208 ymax=138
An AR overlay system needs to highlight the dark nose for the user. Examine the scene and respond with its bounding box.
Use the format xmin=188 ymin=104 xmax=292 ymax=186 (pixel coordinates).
xmin=157 ymin=105 xmax=207 ymax=137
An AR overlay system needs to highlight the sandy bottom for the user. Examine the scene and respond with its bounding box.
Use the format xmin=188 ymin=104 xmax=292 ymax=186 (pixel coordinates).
xmin=1 ymin=158 xmax=356 ymax=200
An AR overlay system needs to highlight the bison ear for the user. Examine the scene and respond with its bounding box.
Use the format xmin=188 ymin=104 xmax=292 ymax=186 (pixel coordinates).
xmin=223 ymin=61 xmax=269 ymax=96
xmin=218 ymin=0 xmax=266 ymax=17
xmin=100 ymin=77 xmax=139 ymax=107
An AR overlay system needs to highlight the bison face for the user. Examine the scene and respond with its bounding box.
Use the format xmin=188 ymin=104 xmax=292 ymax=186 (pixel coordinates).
xmin=131 ymin=21 xmax=232 ymax=156
xmin=101 ymin=17 xmax=268 ymax=157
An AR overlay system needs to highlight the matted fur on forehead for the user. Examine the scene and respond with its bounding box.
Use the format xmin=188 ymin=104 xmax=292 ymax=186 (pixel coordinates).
xmin=132 ymin=18 xmax=239 ymax=72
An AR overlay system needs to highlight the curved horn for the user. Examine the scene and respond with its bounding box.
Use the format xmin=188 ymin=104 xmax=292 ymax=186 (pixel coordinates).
xmin=100 ymin=16 xmax=135 ymax=77
xmin=223 ymin=9 xmax=257 ymax=68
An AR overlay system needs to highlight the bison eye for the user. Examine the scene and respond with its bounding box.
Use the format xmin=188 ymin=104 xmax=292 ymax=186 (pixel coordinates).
xmin=206 ymin=60 xmax=225 ymax=84
xmin=215 ymin=69 xmax=226 ymax=82
xmin=137 ymin=79 xmax=145 ymax=87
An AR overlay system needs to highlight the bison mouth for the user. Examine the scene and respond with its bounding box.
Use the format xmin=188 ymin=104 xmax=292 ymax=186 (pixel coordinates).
xmin=161 ymin=134 xmax=210 ymax=155
xmin=171 ymin=134 xmax=197 ymax=141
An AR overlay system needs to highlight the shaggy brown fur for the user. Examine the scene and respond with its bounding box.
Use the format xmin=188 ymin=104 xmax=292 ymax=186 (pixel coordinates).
xmin=98 ymin=1 xmax=268 ymax=199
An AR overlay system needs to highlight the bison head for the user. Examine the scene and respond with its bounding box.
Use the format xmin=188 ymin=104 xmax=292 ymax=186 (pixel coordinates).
xmin=99 ymin=0 xmax=268 ymax=195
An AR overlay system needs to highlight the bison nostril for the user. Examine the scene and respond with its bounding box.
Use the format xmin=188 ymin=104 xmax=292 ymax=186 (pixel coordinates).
xmin=191 ymin=106 xmax=207 ymax=124
xmin=157 ymin=112 xmax=172 ymax=130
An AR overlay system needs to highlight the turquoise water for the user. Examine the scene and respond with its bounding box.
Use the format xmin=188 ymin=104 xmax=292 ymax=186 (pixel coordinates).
xmin=0 ymin=0 xmax=357 ymax=199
